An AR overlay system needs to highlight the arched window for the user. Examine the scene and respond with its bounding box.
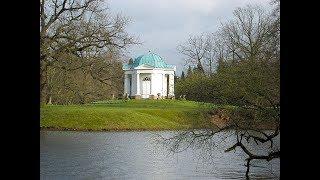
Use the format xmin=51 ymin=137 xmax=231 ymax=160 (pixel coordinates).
xmin=143 ymin=77 xmax=151 ymax=81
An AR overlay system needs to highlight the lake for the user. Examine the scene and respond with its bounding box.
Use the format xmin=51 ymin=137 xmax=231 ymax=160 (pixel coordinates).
xmin=40 ymin=131 xmax=279 ymax=180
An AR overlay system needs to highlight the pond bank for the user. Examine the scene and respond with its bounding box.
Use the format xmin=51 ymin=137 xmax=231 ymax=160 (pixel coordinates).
xmin=40 ymin=100 xmax=276 ymax=132
xmin=40 ymin=100 xmax=216 ymax=131
xmin=40 ymin=126 xmax=216 ymax=132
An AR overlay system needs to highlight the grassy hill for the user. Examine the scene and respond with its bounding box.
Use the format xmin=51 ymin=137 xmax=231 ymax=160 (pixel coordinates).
xmin=40 ymin=99 xmax=218 ymax=131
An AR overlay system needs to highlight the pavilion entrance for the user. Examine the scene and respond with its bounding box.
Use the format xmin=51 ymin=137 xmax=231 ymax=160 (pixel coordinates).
xmin=141 ymin=76 xmax=151 ymax=99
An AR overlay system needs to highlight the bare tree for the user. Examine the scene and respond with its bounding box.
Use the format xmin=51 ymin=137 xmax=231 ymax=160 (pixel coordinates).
xmin=159 ymin=107 xmax=280 ymax=179
xmin=169 ymin=2 xmax=280 ymax=179
xmin=177 ymin=34 xmax=209 ymax=74
xmin=218 ymin=5 xmax=276 ymax=63
xmin=40 ymin=0 xmax=138 ymax=103
xmin=203 ymin=33 xmax=229 ymax=74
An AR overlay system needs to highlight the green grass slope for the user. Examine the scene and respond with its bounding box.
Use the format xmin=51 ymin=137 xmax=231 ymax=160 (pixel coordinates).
xmin=40 ymin=99 xmax=217 ymax=131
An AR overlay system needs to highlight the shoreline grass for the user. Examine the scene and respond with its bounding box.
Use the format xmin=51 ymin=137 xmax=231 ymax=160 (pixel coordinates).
xmin=40 ymin=99 xmax=217 ymax=131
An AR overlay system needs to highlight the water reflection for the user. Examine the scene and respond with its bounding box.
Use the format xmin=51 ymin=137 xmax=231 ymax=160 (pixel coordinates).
xmin=40 ymin=131 xmax=279 ymax=179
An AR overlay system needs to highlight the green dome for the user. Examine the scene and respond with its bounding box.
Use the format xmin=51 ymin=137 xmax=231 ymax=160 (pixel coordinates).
xmin=123 ymin=52 xmax=175 ymax=70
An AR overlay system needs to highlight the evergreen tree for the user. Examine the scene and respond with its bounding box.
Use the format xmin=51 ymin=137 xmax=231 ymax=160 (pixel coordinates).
xmin=192 ymin=62 xmax=205 ymax=75
xmin=181 ymin=71 xmax=185 ymax=80
xmin=128 ymin=58 xmax=133 ymax=64
xmin=216 ymin=57 xmax=226 ymax=73
xmin=195 ymin=61 xmax=205 ymax=74
xmin=186 ymin=65 xmax=193 ymax=77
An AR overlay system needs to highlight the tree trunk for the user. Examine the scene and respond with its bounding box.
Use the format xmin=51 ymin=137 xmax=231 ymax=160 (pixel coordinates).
xmin=40 ymin=62 xmax=49 ymax=103
xmin=40 ymin=76 xmax=47 ymax=103
xmin=47 ymin=96 xmax=52 ymax=105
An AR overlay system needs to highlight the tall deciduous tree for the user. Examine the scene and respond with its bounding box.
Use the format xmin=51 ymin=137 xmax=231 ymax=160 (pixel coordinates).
xmin=218 ymin=5 xmax=277 ymax=62
xmin=40 ymin=0 xmax=138 ymax=103
xmin=173 ymin=1 xmax=280 ymax=179
xmin=177 ymin=34 xmax=208 ymax=74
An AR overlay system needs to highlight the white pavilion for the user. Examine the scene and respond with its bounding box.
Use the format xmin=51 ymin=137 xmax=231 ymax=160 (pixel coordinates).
xmin=122 ymin=52 xmax=176 ymax=99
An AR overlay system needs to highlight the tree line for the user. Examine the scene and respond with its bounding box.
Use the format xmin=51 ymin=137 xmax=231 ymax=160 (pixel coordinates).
xmin=176 ymin=2 xmax=279 ymax=110
xmin=40 ymin=0 xmax=138 ymax=104
xmin=172 ymin=1 xmax=280 ymax=178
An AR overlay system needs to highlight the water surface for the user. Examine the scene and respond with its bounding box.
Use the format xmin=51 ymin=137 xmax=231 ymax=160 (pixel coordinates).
xmin=40 ymin=131 xmax=279 ymax=179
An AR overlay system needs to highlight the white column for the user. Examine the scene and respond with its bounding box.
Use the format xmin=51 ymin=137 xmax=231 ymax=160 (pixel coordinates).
xmin=124 ymin=74 xmax=128 ymax=94
xmin=136 ymin=72 xmax=140 ymax=95
xmin=150 ymin=74 xmax=153 ymax=95
xmin=162 ymin=73 xmax=166 ymax=97
xmin=168 ymin=74 xmax=174 ymax=97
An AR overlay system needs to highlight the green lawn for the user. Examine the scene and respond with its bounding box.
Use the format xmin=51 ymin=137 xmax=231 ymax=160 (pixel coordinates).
xmin=40 ymin=99 xmax=218 ymax=131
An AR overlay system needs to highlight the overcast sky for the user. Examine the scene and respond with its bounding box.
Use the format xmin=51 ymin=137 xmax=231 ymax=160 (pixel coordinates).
xmin=108 ymin=0 xmax=272 ymax=75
